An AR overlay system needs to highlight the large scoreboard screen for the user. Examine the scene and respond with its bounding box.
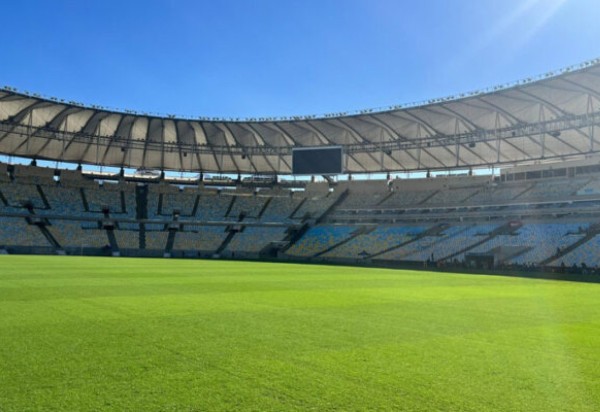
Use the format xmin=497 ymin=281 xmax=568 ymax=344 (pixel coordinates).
xmin=292 ymin=146 xmax=343 ymax=175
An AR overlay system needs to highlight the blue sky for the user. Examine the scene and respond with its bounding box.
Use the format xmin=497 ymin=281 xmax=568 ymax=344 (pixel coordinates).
xmin=1 ymin=0 xmax=599 ymax=119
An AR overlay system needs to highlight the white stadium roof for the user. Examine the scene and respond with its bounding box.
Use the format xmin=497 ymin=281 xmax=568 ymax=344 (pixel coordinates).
xmin=2 ymin=58 xmax=600 ymax=174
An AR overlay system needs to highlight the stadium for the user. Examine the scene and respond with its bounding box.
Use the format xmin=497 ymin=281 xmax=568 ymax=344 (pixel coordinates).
xmin=2 ymin=60 xmax=600 ymax=272
xmin=2 ymin=26 xmax=600 ymax=412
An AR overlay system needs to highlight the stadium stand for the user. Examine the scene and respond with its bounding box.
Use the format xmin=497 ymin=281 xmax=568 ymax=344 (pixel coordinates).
xmin=47 ymin=221 xmax=109 ymax=250
xmin=379 ymin=224 xmax=497 ymax=261
xmin=172 ymin=225 xmax=229 ymax=253
xmin=41 ymin=185 xmax=88 ymax=216
xmin=195 ymin=194 xmax=232 ymax=221
xmin=3 ymin=159 xmax=600 ymax=273
xmin=114 ymin=230 xmax=140 ymax=250
xmin=225 ymin=226 xmax=288 ymax=254
xmin=145 ymin=230 xmax=169 ymax=251
xmin=84 ymin=184 xmax=127 ymax=215
xmin=455 ymin=223 xmax=583 ymax=263
xmin=556 ymin=235 xmax=600 ymax=267
xmin=0 ymin=216 xmax=50 ymax=247
xmin=0 ymin=180 xmax=45 ymax=209
xmin=576 ymin=178 xmax=600 ymax=196
xmin=285 ymin=225 xmax=359 ymax=257
xmin=292 ymin=192 xmax=340 ymax=220
xmin=321 ymin=225 xmax=427 ymax=259
xmin=160 ymin=190 xmax=197 ymax=216
xmin=260 ymin=195 xmax=302 ymax=222
xmin=508 ymin=223 xmax=587 ymax=265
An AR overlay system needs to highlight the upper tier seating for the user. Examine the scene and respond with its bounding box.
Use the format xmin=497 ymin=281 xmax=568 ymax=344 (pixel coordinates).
xmin=421 ymin=187 xmax=480 ymax=207
xmin=161 ymin=191 xmax=197 ymax=216
xmin=41 ymin=185 xmax=87 ymax=216
xmin=340 ymin=191 xmax=387 ymax=209
xmin=226 ymin=195 xmax=268 ymax=219
xmin=260 ymin=196 xmax=302 ymax=222
xmin=377 ymin=190 xmax=434 ymax=209
xmin=452 ymin=183 xmax=528 ymax=205
xmin=84 ymin=184 xmax=131 ymax=215
xmin=576 ymin=178 xmax=600 ymax=196
xmin=0 ymin=181 xmax=45 ymax=209
xmin=196 ymin=195 xmax=234 ymax=221
xmin=292 ymin=193 xmax=339 ymax=219
xmin=516 ymin=178 xmax=590 ymax=202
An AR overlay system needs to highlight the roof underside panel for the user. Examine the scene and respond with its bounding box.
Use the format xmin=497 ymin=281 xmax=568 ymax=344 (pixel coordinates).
xmin=372 ymin=113 xmax=421 ymax=140
xmin=175 ymin=121 xmax=196 ymax=145
xmin=310 ymin=120 xmax=354 ymax=145
xmin=0 ymin=96 xmax=37 ymax=121
xmin=277 ymin=122 xmax=321 ymax=146
xmin=3 ymin=61 xmax=600 ymax=173
xmin=163 ymin=120 xmax=177 ymax=143
xmin=250 ymin=123 xmax=288 ymax=146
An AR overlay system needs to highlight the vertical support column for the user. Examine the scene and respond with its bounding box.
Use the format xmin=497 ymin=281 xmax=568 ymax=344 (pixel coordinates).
xmin=495 ymin=113 xmax=501 ymax=164
xmin=379 ymin=130 xmax=384 ymax=170
xmin=61 ymin=114 xmax=67 ymax=166
xmin=416 ymin=124 xmax=422 ymax=170
xmin=344 ymin=147 xmax=349 ymax=172
xmin=194 ymin=142 xmax=202 ymax=175
xmin=588 ymin=95 xmax=594 ymax=153
xmin=539 ymin=104 xmax=546 ymax=159
xmin=277 ymin=150 xmax=281 ymax=172
xmin=95 ymin=121 xmax=101 ymax=165
xmin=26 ymin=111 xmax=32 ymax=153
xmin=160 ymin=119 xmax=165 ymax=172
xmin=454 ymin=118 xmax=460 ymax=167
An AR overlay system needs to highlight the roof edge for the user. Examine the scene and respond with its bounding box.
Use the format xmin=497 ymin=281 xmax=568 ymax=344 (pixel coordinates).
xmin=2 ymin=57 xmax=600 ymax=124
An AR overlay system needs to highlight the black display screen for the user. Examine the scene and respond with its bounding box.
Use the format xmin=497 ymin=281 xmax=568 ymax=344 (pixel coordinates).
xmin=292 ymin=146 xmax=343 ymax=175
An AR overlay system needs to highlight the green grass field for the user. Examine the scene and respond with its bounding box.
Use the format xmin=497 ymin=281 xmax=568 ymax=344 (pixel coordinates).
xmin=0 ymin=256 xmax=599 ymax=411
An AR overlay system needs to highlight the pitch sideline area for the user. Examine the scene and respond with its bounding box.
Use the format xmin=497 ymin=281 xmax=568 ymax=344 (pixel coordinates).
xmin=0 ymin=256 xmax=598 ymax=411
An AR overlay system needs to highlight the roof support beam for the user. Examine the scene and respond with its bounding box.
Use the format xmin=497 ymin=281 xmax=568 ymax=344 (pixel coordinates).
xmin=334 ymin=118 xmax=404 ymax=171
xmin=238 ymin=123 xmax=279 ymax=174
xmin=198 ymin=123 xmax=221 ymax=173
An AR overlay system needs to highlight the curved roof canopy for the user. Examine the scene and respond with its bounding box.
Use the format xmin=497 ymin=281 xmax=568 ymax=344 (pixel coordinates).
xmin=2 ymin=59 xmax=600 ymax=174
